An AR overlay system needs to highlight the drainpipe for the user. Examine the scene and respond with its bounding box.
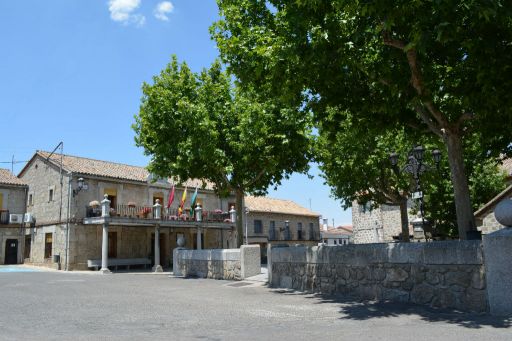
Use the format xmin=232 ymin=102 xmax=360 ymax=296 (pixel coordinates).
xmin=65 ymin=172 xmax=72 ymax=271
xmin=21 ymin=186 xmax=28 ymax=264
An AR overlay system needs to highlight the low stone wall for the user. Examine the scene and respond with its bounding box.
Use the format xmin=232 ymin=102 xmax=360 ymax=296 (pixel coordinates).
xmin=268 ymin=241 xmax=487 ymax=313
xmin=173 ymin=245 xmax=260 ymax=280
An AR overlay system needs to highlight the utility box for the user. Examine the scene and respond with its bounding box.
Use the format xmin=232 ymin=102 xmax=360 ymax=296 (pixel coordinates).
xmin=53 ymin=254 xmax=60 ymax=263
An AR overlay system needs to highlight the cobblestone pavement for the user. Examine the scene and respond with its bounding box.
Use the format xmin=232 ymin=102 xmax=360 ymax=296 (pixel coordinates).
xmin=0 ymin=270 xmax=510 ymax=341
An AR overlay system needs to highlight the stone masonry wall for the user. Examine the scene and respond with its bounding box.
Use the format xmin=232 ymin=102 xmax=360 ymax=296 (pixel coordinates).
xmin=352 ymin=200 xmax=414 ymax=244
xmin=174 ymin=248 xmax=241 ymax=280
xmin=269 ymin=241 xmax=487 ymax=313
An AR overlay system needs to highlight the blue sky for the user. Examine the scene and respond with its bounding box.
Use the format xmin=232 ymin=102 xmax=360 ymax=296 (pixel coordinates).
xmin=0 ymin=0 xmax=351 ymax=225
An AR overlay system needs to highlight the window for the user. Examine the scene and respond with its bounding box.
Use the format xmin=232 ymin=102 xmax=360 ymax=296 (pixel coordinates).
xmin=334 ymin=240 xmax=337 ymax=245
xmin=309 ymin=223 xmax=315 ymax=240
xmin=269 ymin=221 xmax=276 ymax=240
xmin=48 ymin=189 xmax=54 ymax=202
xmin=44 ymin=233 xmax=52 ymax=259
xmin=254 ymin=220 xmax=263 ymax=234
xmin=297 ymin=222 xmax=303 ymax=240
xmin=284 ymin=223 xmax=291 ymax=240
xmin=28 ymin=194 xmax=33 ymax=206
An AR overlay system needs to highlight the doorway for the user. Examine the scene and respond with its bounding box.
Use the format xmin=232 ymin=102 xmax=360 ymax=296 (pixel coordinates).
xmin=4 ymin=239 xmax=18 ymax=265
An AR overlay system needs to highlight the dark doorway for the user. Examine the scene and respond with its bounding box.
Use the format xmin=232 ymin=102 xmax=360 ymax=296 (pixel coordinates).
xmin=4 ymin=239 xmax=18 ymax=265
xmin=151 ymin=233 xmax=165 ymax=266
xmin=108 ymin=232 xmax=117 ymax=258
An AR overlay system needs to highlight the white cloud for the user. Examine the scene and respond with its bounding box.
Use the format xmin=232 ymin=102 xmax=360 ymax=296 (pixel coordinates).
xmin=154 ymin=1 xmax=174 ymax=21
xmin=108 ymin=0 xmax=145 ymax=26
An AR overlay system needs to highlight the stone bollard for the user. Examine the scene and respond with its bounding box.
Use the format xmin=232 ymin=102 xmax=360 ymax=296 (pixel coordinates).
xmin=240 ymin=245 xmax=260 ymax=279
xmin=483 ymin=198 xmax=512 ymax=316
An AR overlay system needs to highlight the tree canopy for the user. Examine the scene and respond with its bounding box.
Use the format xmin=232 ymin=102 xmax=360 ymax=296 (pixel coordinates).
xmin=212 ymin=0 xmax=512 ymax=238
xmin=133 ymin=56 xmax=312 ymax=246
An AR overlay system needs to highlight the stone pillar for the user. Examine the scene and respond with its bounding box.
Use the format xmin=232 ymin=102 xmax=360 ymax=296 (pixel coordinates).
xmin=100 ymin=194 xmax=111 ymax=274
xmin=153 ymin=224 xmax=163 ymax=272
xmin=196 ymin=227 xmax=202 ymax=250
xmin=483 ymin=198 xmax=512 ymax=316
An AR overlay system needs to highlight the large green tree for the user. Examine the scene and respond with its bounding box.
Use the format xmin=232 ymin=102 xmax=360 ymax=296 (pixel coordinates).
xmin=133 ymin=56 xmax=311 ymax=247
xmin=317 ymin=109 xmax=507 ymax=239
xmin=212 ymin=0 xmax=512 ymax=239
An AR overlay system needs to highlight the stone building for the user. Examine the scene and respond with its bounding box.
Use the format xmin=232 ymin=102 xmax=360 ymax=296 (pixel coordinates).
xmin=19 ymin=151 xmax=238 ymax=270
xmin=351 ymin=200 xmax=414 ymax=244
xmin=0 ymin=169 xmax=28 ymax=265
xmin=476 ymin=158 xmax=512 ymax=234
xmin=244 ymin=196 xmax=321 ymax=261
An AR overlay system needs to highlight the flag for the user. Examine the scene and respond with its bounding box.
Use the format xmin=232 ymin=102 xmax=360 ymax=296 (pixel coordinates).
xmin=179 ymin=186 xmax=187 ymax=214
xmin=167 ymin=184 xmax=175 ymax=209
xmin=190 ymin=186 xmax=198 ymax=216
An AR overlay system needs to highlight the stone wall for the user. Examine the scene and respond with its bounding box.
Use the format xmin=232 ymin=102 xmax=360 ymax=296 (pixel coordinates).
xmin=478 ymin=209 xmax=508 ymax=234
xmin=268 ymin=241 xmax=487 ymax=313
xmin=352 ymin=201 xmax=414 ymax=244
xmin=174 ymin=245 xmax=261 ymax=280
xmin=173 ymin=248 xmax=242 ymax=280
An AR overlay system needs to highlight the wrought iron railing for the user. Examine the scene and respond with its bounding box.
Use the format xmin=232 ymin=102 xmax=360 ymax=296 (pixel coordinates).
xmin=0 ymin=210 xmax=9 ymax=224
xmin=85 ymin=204 xmax=232 ymax=223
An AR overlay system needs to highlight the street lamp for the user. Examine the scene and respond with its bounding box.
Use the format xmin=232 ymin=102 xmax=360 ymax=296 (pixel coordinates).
xmin=73 ymin=177 xmax=87 ymax=197
xmin=389 ymin=145 xmax=441 ymax=240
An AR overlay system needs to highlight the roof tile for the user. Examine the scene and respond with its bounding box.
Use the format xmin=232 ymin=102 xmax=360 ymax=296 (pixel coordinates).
xmin=0 ymin=168 xmax=26 ymax=187
xmin=245 ymin=196 xmax=320 ymax=217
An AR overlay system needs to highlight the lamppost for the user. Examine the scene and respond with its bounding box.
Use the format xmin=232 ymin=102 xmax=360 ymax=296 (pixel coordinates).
xmin=389 ymin=145 xmax=441 ymax=240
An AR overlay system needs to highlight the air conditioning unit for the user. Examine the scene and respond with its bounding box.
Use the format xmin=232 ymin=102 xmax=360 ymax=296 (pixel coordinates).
xmin=9 ymin=214 xmax=23 ymax=224
xmin=24 ymin=213 xmax=35 ymax=223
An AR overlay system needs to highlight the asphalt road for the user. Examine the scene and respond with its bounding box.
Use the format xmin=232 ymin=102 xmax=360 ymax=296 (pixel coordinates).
xmin=0 ymin=269 xmax=510 ymax=341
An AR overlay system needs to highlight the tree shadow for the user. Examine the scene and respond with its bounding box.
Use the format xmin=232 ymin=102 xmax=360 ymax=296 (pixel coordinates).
xmin=269 ymin=289 xmax=512 ymax=329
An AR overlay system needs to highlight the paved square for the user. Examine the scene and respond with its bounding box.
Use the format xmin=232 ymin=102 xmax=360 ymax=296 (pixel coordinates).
xmin=0 ymin=269 xmax=510 ymax=340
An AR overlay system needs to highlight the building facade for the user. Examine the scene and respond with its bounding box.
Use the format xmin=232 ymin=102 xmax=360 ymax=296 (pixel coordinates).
xmin=351 ymin=200 xmax=414 ymax=244
xmin=321 ymin=225 xmax=353 ymax=245
xmin=0 ymin=169 xmax=28 ymax=265
xmin=19 ymin=151 xmax=238 ymax=270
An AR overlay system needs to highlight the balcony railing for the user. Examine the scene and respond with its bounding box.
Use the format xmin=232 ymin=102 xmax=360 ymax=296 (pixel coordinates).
xmin=0 ymin=210 xmax=9 ymax=224
xmin=85 ymin=204 xmax=232 ymax=223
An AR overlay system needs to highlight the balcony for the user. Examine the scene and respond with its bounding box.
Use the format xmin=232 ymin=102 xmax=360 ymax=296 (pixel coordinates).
xmin=84 ymin=204 xmax=233 ymax=229
xmin=0 ymin=210 xmax=9 ymax=224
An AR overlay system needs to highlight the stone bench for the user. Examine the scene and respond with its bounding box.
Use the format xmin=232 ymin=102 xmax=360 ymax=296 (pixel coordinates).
xmin=87 ymin=258 xmax=151 ymax=271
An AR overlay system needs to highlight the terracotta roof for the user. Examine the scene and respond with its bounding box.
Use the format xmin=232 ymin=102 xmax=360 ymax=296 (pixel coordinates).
xmin=31 ymin=151 xmax=214 ymax=189
xmin=245 ymin=196 xmax=320 ymax=217
xmin=0 ymin=168 xmax=26 ymax=187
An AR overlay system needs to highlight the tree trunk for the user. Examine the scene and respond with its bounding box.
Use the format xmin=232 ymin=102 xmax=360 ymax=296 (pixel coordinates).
xmin=399 ymin=197 xmax=410 ymax=242
xmin=235 ymin=188 xmax=245 ymax=247
xmin=444 ymin=132 xmax=475 ymax=239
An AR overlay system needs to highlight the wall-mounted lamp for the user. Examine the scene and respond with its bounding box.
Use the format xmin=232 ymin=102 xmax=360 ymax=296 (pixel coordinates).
xmin=73 ymin=177 xmax=87 ymax=197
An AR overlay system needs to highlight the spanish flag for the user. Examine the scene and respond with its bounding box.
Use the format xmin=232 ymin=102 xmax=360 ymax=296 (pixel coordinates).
xmin=179 ymin=186 xmax=187 ymax=213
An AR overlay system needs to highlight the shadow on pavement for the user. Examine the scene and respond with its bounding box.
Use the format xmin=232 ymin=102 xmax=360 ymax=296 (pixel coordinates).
xmin=269 ymin=289 xmax=512 ymax=329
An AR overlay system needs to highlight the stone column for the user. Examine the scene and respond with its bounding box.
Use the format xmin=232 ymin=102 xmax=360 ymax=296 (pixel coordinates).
xmin=153 ymin=224 xmax=163 ymax=272
xmin=100 ymin=194 xmax=111 ymax=274
xmin=152 ymin=200 xmax=163 ymax=272
xmin=197 ymin=227 xmax=202 ymax=250
xmin=483 ymin=198 xmax=512 ymax=316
